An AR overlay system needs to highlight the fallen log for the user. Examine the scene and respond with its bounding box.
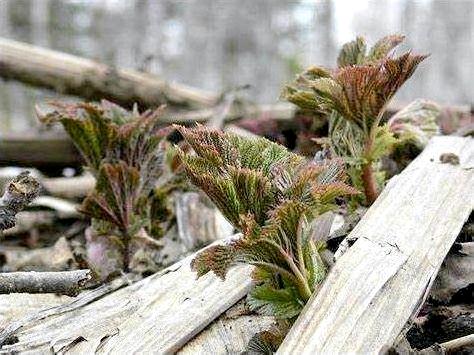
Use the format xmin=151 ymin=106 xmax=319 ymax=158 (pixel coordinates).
xmin=42 ymin=174 xmax=95 ymax=199
xmin=0 ymin=132 xmax=81 ymax=168
xmin=278 ymin=136 xmax=474 ymax=354
xmin=0 ymin=37 xmax=217 ymax=109
xmin=0 ymin=270 xmax=91 ymax=296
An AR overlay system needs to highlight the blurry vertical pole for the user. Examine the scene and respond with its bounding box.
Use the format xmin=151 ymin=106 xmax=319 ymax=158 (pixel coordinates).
xmin=311 ymin=0 xmax=335 ymax=66
xmin=132 ymin=0 xmax=147 ymax=71
xmin=181 ymin=0 xmax=220 ymax=93
xmin=7 ymin=0 xmax=33 ymax=132
xmin=30 ymin=0 xmax=50 ymax=47
xmin=428 ymin=0 xmax=472 ymax=104
xmin=143 ymin=0 xmax=164 ymax=74
xmin=0 ymin=0 xmax=11 ymax=132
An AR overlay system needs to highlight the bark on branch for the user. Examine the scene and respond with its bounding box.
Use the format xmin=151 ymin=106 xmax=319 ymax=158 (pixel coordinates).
xmin=0 ymin=270 xmax=91 ymax=296
xmin=0 ymin=37 xmax=217 ymax=109
xmin=0 ymin=172 xmax=41 ymax=231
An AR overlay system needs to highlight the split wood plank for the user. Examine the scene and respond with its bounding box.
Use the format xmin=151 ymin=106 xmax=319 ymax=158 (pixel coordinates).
xmin=0 ymin=237 xmax=253 ymax=354
xmin=278 ymin=136 xmax=474 ymax=355
xmin=0 ymin=37 xmax=217 ymax=109
xmin=178 ymin=306 xmax=275 ymax=354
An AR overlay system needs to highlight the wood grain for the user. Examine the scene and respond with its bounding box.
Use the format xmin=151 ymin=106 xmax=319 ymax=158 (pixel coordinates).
xmin=0 ymin=37 xmax=217 ymax=109
xmin=0 ymin=238 xmax=253 ymax=354
xmin=278 ymin=136 xmax=474 ymax=354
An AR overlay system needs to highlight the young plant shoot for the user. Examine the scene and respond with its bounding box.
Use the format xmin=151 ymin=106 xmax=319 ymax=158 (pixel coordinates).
xmin=176 ymin=125 xmax=357 ymax=319
xmin=283 ymin=35 xmax=438 ymax=205
xmin=39 ymin=101 xmax=171 ymax=271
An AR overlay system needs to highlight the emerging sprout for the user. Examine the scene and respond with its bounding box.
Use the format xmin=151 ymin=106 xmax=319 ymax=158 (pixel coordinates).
xmin=39 ymin=101 xmax=171 ymax=271
xmin=283 ymin=35 xmax=432 ymax=205
xmin=176 ymin=125 xmax=357 ymax=319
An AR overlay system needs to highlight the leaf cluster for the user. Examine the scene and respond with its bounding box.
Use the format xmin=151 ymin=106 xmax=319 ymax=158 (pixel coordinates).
xmin=39 ymin=101 xmax=171 ymax=242
xmin=176 ymin=125 xmax=357 ymax=318
xmin=283 ymin=35 xmax=434 ymax=204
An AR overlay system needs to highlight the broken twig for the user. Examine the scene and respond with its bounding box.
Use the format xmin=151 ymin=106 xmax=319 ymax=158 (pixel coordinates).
xmin=0 ymin=172 xmax=41 ymax=231
xmin=0 ymin=270 xmax=91 ymax=296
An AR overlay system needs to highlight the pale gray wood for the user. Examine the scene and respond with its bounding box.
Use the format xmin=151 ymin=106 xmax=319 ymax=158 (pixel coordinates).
xmin=42 ymin=174 xmax=95 ymax=199
xmin=175 ymin=192 xmax=234 ymax=249
xmin=278 ymin=136 xmax=474 ymax=355
xmin=0 ymin=237 xmax=253 ymax=354
xmin=0 ymin=270 xmax=91 ymax=296
xmin=178 ymin=307 xmax=275 ymax=355
xmin=0 ymin=37 xmax=217 ymax=109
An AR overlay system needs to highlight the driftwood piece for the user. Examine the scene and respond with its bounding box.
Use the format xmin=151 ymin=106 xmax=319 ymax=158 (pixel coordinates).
xmin=31 ymin=196 xmax=81 ymax=219
xmin=0 ymin=270 xmax=91 ymax=296
xmin=278 ymin=136 xmax=474 ymax=354
xmin=0 ymin=132 xmax=81 ymax=168
xmin=420 ymin=334 xmax=474 ymax=354
xmin=178 ymin=302 xmax=275 ymax=354
xmin=0 ymin=238 xmax=254 ymax=353
xmin=0 ymin=293 xmax=70 ymax=329
xmin=0 ymin=172 xmax=41 ymax=231
xmin=42 ymin=174 xmax=95 ymax=199
xmin=0 ymin=211 xmax=55 ymax=236
xmin=175 ymin=192 xmax=234 ymax=249
xmin=0 ymin=276 xmax=132 ymax=346
xmin=0 ymin=237 xmax=74 ymax=271
xmin=0 ymin=37 xmax=217 ymax=109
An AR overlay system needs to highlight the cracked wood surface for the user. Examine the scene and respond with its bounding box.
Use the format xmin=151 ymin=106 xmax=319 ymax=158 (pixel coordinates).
xmin=278 ymin=136 xmax=474 ymax=355
xmin=0 ymin=238 xmax=253 ymax=354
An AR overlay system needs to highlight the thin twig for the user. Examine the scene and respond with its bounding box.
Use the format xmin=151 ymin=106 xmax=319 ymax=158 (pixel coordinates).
xmin=0 ymin=270 xmax=91 ymax=296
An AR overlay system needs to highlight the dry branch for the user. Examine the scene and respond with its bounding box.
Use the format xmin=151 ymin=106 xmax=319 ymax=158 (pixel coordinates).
xmin=0 ymin=132 xmax=81 ymax=168
xmin=278 ymin=136 xmax=474 ymax=354
xmin=0 ymin=172 xmax=41 ymax=231
xmin=0 ymin=37 xmax=217 ymax=109
xmin=42 ymin=174 xmax=95 ymax=199
xmin=0 ymin=270 xmax=91 ymax=296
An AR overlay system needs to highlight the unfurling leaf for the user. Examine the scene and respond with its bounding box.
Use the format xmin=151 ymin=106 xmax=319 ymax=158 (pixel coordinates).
xmin=178 ymin=126 xmax=357 ymax=319
xmin=39 ymin=101 xmax=172 ymax=271
xmin=283 ymin=34 xmax=429 ymax=205
xmin=388 ymin=99 xmax=441 ymax=148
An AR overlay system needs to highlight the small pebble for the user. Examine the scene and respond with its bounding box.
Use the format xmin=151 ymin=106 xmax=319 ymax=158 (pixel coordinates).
xmin=439 ymin=153 xmax=460 ymax=165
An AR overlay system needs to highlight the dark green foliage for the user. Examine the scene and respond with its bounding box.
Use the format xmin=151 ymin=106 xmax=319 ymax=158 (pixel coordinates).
xmin=283 ymin=34 xmax=430 ymax=205
xmin=40 ymin=101 xmax=171 ymax=269
xmin=177 ymin=125 xmax=357 ymax=318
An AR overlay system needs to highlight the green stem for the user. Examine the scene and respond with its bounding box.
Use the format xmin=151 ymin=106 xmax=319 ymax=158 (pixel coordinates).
xmin=284 ymin=253 xmax=313 ymax=301
xmin=262 ymin=239 xmax=313 ymax=301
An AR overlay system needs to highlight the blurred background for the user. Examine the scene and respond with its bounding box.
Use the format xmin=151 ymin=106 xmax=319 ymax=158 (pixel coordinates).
xmin=0 ymin=0 xmax=473 ymax=132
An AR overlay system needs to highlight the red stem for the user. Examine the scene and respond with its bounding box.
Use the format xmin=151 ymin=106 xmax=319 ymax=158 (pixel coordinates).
xmin=361 ymin=162 xmax=378 ymax=205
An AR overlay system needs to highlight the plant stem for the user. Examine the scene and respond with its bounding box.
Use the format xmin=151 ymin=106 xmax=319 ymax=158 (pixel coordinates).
xmin=361 ymin=162 xmax=378 ymax=205
xmin=122 ymin=232 xmax=131 ymax=272
xmin=263 ymin=239 xmax=313 ymax=301
xmin=285 ymin=253 xmax=313 ymax=301
xmin=361 ymin=129 xmax=379 ymax=205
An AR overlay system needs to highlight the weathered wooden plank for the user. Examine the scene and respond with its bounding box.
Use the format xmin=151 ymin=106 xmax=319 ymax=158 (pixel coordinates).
xmin=0 ymin=37 xmax=217 ymax=109
xmin=178 ymin=309 xmax=275 ymax=354
xmin=278 ymin=136 xmax=474 ymax=354
xmin=0 ymin=237 xmax=253 ymax=354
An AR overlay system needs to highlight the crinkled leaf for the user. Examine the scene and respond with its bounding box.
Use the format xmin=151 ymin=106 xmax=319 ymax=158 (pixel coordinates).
xmin=248 ymin=283 xmax=303 ymax=319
